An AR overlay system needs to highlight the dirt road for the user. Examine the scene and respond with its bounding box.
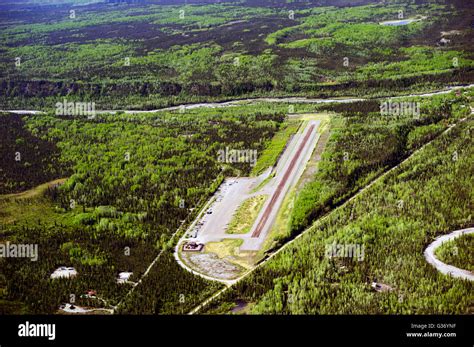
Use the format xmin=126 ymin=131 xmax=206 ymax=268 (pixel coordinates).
xmin=424 ymin=227 xmax=473 ymax=281
xmin=2 ymin=84 xmax=472 ymax=115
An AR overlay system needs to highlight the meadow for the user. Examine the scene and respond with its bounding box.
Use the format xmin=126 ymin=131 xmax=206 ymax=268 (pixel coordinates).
xmin=1 ymin=0 xmax=473 ymax=109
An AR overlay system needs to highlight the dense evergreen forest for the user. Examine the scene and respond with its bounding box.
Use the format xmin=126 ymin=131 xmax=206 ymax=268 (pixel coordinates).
xmin=0 ymin=114 xmax=69 ymax=193
xmin=0 ymin=0 xmax=473 ymax=318
xmin=1 ymin=88 xmax=472 ymax=316
xmin=435 ymin=233 xmax=474 ymax=273
xmin=203 ymin=91 xmax=473 ymax=314
xmin=0 ymin=106 xmax=284 ymax=314
xmin=287 ymin=91 xmax=470 ymax=239
xmin=1 ymin=0 xmax=473 ymax=109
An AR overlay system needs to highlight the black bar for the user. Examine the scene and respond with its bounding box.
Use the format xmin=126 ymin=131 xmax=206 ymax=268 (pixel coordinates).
xmin=0 ymin=315 xmax=472 ymax=346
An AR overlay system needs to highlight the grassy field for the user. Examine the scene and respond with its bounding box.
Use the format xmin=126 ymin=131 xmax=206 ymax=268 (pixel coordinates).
xmin=226 ymin=195 xmax=267 ymax=235
xmin=251 ymin=121 xmax=301 ymax=176
xmin=0 ymin=178 xmax=74 ymax=227
xmin=1 ymin=178 xmax=67 ymax=200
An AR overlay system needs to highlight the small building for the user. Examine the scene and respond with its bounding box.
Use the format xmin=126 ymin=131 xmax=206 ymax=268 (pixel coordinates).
xmin=439 ymin=38 xmax=450 ymax=45
xmin=51 ymin=266 xmax=78 ymax=279
xmin=371 ymin=282 xmax=393 ymax=293
xmin=117 ymin=272 xmax=133 ymax=284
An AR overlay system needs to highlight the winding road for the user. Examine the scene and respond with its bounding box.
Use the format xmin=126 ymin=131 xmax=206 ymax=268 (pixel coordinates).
xmin=1 ymin=84 xmax=473 ymax=115
xmin=424 ymin=227 xmax=474 ymax=281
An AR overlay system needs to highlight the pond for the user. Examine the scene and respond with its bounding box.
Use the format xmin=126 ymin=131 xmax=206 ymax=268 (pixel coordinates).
xmin=380 ymin=19 xmax=417 ymax=26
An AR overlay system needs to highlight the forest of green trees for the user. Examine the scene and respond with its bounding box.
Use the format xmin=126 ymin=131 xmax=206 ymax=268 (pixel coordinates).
xmin=436 ymin=234 xmax=473 ymax=273
xmin=287 ymin=92 xmax=470 ymax=240
xmin=1 ymin=0 xmax=473 ymax=318
xmin=1 ymin=1 xmax=473 ymax=109
xmin=204 ymin=90 xmax=473 ymax=314
xmin=0 ymin=106 xmax=284 ymax=314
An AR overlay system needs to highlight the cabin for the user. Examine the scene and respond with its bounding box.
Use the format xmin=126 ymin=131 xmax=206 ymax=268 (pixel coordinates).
xmin=117 ymin=272 xmax=133 ymax=284
xmin=371 ymin=282 xmax=393 ymax=293
xmin=50 ymin=266 xmax=78 ymax=279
